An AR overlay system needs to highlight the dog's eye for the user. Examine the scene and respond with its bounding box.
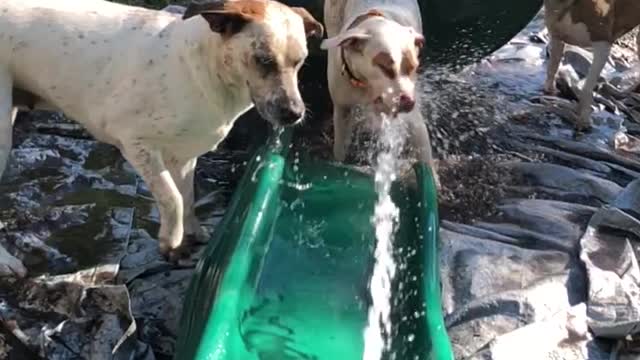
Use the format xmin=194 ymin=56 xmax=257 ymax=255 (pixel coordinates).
xmin=255 ymin=54 xmax=273 ymax=66
xmin=254 ymin=54 xmax=278 ymax=75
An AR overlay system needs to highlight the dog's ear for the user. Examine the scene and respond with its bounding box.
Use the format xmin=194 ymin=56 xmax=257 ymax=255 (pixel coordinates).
xmin=320 ymin=31 xmax=371 ymax=51
xmin=183 ymin=1 xmax=264 ymax=37
xmin=290 ymin=7 xmax=324 ymax=39
xmin=414 ymin=33 xmax=425 ymax=49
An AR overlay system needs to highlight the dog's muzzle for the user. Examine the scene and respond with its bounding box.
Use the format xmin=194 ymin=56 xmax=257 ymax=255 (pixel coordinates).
xmin=397 ymin=94 xmax=416 ymax=113
xmin=275 ymin=101 xmax=305 ymax=125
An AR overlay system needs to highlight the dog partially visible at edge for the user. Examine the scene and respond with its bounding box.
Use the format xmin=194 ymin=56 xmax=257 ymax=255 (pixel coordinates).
xmin=321 ymin=0 xmax=436 ymax=180
xmin=543 ymin=0 xmax=640 ymax=130
xmin=0 ymin=0 xmax=323 ymax=275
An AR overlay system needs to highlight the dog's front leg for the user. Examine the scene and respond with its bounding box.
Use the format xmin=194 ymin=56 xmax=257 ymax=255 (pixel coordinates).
xmin=544 ymin=36 xmax=566 ymax=95
xmin=165 ymin=154 xmax=203 ymax=245
xmin=406 ymin=111 xmax=440 ymax=188
xmin=333 ymin=105 xmax=355 ymax=162
xmin=121 ymin=143 xmax=184 ymax=260
xmin=576 ymin=42 xmax=612 ymax=130
xmin=0 ymin=71 xmax=15 ymax=180
xmin=636 ymin=30 xmax=640 ymax=63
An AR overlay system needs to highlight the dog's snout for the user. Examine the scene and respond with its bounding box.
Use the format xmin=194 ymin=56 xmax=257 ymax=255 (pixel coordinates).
xmin=277 ymin=102 xmax=305 ymax=125
xmin=397 ymin=94 xmax=415 ymax=113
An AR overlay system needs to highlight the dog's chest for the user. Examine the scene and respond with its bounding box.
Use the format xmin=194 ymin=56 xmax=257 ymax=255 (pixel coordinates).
xmin=154 ymin=104 xmax=251 ymax=157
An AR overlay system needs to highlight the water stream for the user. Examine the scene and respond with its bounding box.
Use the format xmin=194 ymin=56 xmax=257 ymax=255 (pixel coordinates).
xmin=362 ymin=113 xmax=407 ymax=360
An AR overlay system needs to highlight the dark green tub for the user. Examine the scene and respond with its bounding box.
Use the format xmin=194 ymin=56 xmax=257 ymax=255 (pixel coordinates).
xmin=174 ymin=128 xmax=450 ymax=359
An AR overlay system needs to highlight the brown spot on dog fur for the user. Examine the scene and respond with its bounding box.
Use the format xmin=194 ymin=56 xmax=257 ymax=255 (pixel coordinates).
xmin=553 ymin=0 xmax=640 ymax=42
xmin=183 ymin=0 xmax=267 ymax=23
xmin=594 ymin=0 xmax=612 ymax=16
xmin=401 ymin=49 xmax=418 ymax=75
xmin=564 ymin=0 xmax=615 ymax=41
xmin=372 ymin=51 xmax=396 ymax=79
xmin=183 ymin=0 xmax=269 ymax=38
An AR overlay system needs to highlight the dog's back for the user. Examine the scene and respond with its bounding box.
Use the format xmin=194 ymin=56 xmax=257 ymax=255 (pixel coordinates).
xmin=545 ymin=0 xmax=640 ymax=45
xmin=1 ymin=0 xmax=179 ymax=122
xmin=325 ymin=0 xmax=422 ymax=37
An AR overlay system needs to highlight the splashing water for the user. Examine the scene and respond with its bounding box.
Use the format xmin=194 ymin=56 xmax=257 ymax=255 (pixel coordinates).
xmin=362 ymin=113 xmax=407 ymax=360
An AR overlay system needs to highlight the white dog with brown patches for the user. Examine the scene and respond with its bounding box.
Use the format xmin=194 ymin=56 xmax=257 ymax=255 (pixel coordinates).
xmin=322 ymin=0 xmax=435 ymax=173
xmin=0 ymin=0 xmax=322 ymax=275
xmin=543 ymin=0 xmax=640 ymax=130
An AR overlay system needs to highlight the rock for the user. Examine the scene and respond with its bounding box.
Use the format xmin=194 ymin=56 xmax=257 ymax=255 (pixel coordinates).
xmin=470 ymin=304 xmax=610 ymax=360
xmin=580 ymin=186 xmax=640 ymax=338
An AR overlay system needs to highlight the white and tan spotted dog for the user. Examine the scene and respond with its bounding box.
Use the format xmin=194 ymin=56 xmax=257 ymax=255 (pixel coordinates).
xmin=543 ymin=0 xmax=640 ymax=130
xmin=0 ymin=0 xmax=323 ymax=274
xmin=321 ymin=0 xmax=435 ymax=173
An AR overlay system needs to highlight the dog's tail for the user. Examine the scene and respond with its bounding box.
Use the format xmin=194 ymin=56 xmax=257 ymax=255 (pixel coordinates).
xmin=0 ymin=71 xmax=14 ymax=182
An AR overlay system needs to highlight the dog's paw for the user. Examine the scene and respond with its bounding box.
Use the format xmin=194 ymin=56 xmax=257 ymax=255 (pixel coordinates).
xmin=574 ymin=112 xmax=593 ymax=133
xmin=542 ymin=86 xmax=558 ymax=96
xmin=187 ymin=227 xmax=210 ymax=245
xmin=573 ymin=117 xmax=594 ymax=136
xmin=159 ymin=238 xmax=197 ymax=265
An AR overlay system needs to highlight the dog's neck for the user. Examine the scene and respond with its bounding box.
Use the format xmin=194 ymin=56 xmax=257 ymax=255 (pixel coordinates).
xmin=341 ymin=47 xmax=367 ymax=88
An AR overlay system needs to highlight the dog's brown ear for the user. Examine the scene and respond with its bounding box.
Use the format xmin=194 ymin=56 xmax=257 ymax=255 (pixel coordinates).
xmin=183 ymin=1 xmax=265 ymax=37
xmin=290 ymin=7 xmax=324 ymax=39
xmin=414 ymin=33 xmax=425 ymax=49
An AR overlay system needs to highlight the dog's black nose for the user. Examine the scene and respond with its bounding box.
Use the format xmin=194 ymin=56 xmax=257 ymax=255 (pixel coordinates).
xmin=278 ymin=105 xmax=304 ymax=125
xmin=397 ymin=94 xmax=416 ymax=113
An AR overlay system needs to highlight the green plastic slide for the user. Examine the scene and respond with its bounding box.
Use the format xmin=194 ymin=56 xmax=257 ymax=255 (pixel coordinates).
xmin=173 ymin=128 xmax=452 ymax=359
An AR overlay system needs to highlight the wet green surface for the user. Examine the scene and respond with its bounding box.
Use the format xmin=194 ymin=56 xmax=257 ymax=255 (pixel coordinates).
xmin=174 ymin=129 xmax=452 ymax=360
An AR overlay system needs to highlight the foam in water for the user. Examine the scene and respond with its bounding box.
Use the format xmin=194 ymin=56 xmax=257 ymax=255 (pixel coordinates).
xmin=362 ymin=113 xmax=407 ymax=360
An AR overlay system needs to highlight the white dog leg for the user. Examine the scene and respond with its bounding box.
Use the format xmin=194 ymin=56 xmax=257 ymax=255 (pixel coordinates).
xmin=407 ymin=111 xmax=439 ymax=188
xmin=0 ymin=71 xmax=27 ymax=278
xmin=333 ymin=105 xmax=355 ymax=162
xmin=637 ymin=31 xmax=640 ymax=62
xmin=165 ymin=154 xmax=202 ymax=243
xmin=121 ymin=143 xmax=184 ymax=259
xmin=0 ymin=71 xmax=14 ymax=180
xmin=544 ymin=36 xmax=566 ymax=95
xmin=576 ymin=41 xmax=611 ymax=130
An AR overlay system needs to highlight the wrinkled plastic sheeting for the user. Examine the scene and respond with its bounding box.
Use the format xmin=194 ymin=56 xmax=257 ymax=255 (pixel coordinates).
xmin=580 ymin=179 xmax=640 ymax=338
xmin=0 ymin=108 xmax=231 ymax=358
xmin=437 ymin=9 xmax=640 ymax=360
xmin=0 ymin=268 xmax=147 ymax=359
xmin=0 ymin=112 xmax=150 ymax=359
